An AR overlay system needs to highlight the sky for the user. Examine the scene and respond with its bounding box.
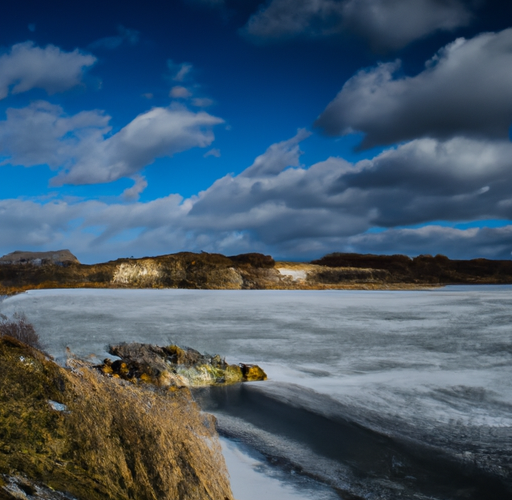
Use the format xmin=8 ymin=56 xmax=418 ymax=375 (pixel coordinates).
xmin=1 ymin=0 xmax=512 ymax=263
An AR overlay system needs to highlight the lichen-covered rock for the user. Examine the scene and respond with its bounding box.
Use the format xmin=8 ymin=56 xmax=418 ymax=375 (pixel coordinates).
xmin=101 ymin=342 xmax=267 ymax=387
xmin=240 ymin=363 xmax=268 ymax=381
xmin=0 ymin=336 xmax=234 ymax=500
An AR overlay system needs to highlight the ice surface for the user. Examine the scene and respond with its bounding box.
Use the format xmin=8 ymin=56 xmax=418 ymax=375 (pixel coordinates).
xmin=2 ymin=287 xmax=511 ymax=499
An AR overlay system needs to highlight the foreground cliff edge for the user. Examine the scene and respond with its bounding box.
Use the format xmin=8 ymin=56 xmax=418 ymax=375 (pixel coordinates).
xmin=0 ymin=332 xmax=268 ymax=499
xmin=2 ymin=249 xmax=512 ymax=295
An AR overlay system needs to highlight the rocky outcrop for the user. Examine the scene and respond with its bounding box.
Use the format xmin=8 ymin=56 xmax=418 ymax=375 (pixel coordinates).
xmin=99 ymin=342 xmax=267 ymax=387
xmin=0 ymin=336 xmax=234 ymax=500
xmin=0 ymin=250 xmax=78 ymax=267
xmin=0 ymin=251 xmax=283 ymax=294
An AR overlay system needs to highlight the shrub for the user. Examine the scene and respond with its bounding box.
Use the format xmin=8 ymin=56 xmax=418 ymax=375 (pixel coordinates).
xmin=0 ymin=312 xmax=41 ymax=349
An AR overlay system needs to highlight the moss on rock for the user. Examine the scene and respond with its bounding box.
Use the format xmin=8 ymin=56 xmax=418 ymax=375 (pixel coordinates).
xmin=100 ymin=342 xmax=267 ymax=387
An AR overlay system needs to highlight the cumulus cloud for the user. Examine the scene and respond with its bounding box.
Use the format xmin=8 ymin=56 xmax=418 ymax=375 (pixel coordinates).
xmin=189 ymin=130 xmax=369 ymax=243
xmin=316 ymin=29 xmax=512 ymax=148
xmin=89 ymin=26 xmax=140 ymax=50
xmin=3 ymin=131 xmax=512 ymax=261
xmin=241 ymin=129 xmax=311 ymax=178
xmin=167 ymin=60 xmax=193 ymax=82
xmin=59 ymin=106 xmax=224 ymax=184
xmin=170 ymin=86 xmax=192 ymax=98
xmin=346 ymin=225 xmax=512 ymax=260
xmin=186 ymin=134 xmax=512 ymax=248
xmin=0 ymin=101 xmax=110 ymax=169
xmin=333 ymin=137 xmax=512 ymax=227
xmin=0 ymin=101 xmax=224 ymax=185
xmin=122 ymin=175 xmax=149 ymax=201
xmin=166 ymin=60 xmax=215 ymax=110
xmin=0 ymin=195 xmax=187 ymax=262
xmin=242 ymin=0 xmax=345 ymax=41
xmin=341 ymin=0 xmax=472 ymax=51
xmin=242 ymin=0 xmax=472 ymax=49
xmin=204 ymin=148 xmax=221 ymax=158
xmin=0 ymin=42 xmax=96 ymax=100
xmin=192 ymin=97 xmax=214 ymax=107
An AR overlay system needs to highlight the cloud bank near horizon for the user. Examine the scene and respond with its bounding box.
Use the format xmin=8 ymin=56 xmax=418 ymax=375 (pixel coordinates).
xmin=3 ymin=128 xmax=512 ymax=263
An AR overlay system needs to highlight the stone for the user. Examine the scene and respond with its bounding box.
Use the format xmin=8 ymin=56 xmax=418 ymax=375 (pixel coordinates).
xmin=240 ymin=363 xmax=267 ymax=381
xmin=99 ymin=342 xmax=267 ymax=387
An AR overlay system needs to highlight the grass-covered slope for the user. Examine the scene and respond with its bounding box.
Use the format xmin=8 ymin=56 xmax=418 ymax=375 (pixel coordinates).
xmin=312 ymin=253 xmax=512 ymax=284
xmin=0 ymin=251 xmax=279 ymax=294
xmin=2 ymin=250 xmax=512 ymax=294
xmin=0 ymin=336 xmax=234 ymax=500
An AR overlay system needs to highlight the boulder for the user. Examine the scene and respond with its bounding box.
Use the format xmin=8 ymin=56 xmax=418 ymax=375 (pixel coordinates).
xmin=100 ymin=342 xmax=267 ymax=387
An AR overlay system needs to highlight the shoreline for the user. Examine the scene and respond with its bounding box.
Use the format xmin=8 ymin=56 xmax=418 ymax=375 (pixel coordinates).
xmin=2 ymin=287 xmax=512 ymax=499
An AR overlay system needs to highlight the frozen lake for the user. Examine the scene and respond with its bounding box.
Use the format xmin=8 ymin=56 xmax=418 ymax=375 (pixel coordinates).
xmin=1 ymin=287 xmax=511 ymax=499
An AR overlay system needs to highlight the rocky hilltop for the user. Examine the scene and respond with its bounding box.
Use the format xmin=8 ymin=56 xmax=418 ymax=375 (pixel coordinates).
xmin=1 ymin=250 xmax=512 ymax=294
xmin=0 ymin=250 xmax=79 ymax=267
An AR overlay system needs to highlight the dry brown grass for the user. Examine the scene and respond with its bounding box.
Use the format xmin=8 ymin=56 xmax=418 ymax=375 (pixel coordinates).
xmin=0 ymin=312 xmax=41 ymax=349
xmin=0 ymin=337 xmax=233 ymax=500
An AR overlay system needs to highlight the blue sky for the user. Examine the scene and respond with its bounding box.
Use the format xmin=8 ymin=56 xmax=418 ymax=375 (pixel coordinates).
xmin=2 ymin=0 xmax=512 ymax=263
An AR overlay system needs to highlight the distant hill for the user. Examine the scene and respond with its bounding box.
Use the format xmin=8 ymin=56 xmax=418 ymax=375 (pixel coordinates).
xmin=312 ymin=253 xmax=512 ymax=284
xmin=1 ymin=250 xmax=512 ymax=295
xmin=0 ymin=249 xmax=79 ymax=266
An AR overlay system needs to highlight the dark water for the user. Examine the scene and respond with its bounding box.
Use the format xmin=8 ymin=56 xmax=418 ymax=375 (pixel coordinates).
xmin=196 ymin=383 xmax=511 ymax=499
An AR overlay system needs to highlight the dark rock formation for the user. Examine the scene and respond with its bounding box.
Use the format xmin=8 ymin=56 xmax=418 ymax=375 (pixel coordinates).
xmin=0 ymin=336 xmax=234 ymax=500
xmin=99 ymin=342 xmax=267 ymax=387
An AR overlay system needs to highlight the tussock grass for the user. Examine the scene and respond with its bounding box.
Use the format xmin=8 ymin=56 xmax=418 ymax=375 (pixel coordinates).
xmin=0 ymin=312 xmax=41 ymax=349
xmin=0 ymin=337 xmax=233 ymax=500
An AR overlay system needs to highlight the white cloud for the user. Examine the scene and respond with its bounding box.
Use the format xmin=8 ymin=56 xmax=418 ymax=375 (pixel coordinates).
xmin=243 ymin=0 xmax=345 ymax=41
xmin=0 ymin=41 xmax=96 ymax=99
xmin=89 ymin=26 xmax=140 ymax=50
xmin=192 ymin=97 xmax=214 ymax=107
xmin=167 ymin=60 xmax=193 ymax=82
xmin=242 ymin=0 xmax=472 ymax=50
xmin=170 ymin=86 xmax=192 ymax=98
xmin=204 ymin=148 xmax=221 ymax=158
xmin=333 ymin=137 xmax=512 ymax=227
xmin=341 ymin=0 xmax=471 ymax=51
xmin=4 ymin=132 xmax=512 ymax=262
xmin=241 ymin=129 xmax=311 ymax=178
xmin=0 ymin=101 xmax=224 ymax=185
xmin=59 ymin=106 xmax=224 ymax=184
xmin=122 ymin=175 xmax=149 ymax=201
xmin=346 ymin=225 xmax=512 ymax=260
xmin=316 ymin=29 xmax=512 ymax=148
xmin=0 ymin=101 xmax=110 ymax=169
